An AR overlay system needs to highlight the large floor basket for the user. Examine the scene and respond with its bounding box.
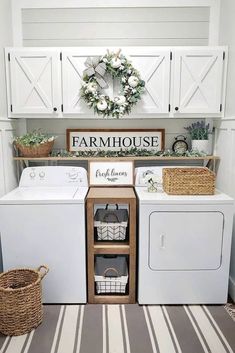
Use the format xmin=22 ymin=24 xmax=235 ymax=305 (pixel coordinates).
xmin=0 ymin=265 xmax=49 ymax=336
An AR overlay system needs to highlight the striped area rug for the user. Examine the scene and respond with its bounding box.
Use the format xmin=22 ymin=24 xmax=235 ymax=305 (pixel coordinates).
xmin=0 ymin=305 xmax=235 ymax=353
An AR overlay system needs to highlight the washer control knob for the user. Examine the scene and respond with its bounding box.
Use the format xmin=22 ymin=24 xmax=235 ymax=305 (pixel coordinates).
xmin=39 ymin=171 xmax=45 ymax=179
xmin=29 ymin=171 xmax=36 ymax=179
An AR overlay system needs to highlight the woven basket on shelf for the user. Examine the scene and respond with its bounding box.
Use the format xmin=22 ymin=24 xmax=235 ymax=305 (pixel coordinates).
xmin=15 ymin=140 xmax=54 ymax=157
xmin=0 ymin=265 xmax=49 ymax=336
xmin=163 ymin=167 xmax=215 ymax=195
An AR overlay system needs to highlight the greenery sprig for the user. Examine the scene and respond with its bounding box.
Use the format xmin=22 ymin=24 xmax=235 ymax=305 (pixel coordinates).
xmin=51 ymin=148 xmax=207 ymax=158
xmin=13 ymin=131 xmax=57 ymax=147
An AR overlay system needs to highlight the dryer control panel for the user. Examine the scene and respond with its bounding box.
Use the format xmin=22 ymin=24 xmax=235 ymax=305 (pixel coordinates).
xmin=19 ymin=166 xmax=88 ymax=187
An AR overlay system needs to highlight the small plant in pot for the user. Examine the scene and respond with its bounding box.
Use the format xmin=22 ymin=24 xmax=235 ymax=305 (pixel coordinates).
xmin=13 ymin=131 xmax=57 ymax=157
xmin=184 ymin=121 xmax=212 ymax=155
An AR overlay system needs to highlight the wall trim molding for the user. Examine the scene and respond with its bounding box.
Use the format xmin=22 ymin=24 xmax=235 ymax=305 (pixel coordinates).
xmin=219 ymin=116 xmax=235 ymax=121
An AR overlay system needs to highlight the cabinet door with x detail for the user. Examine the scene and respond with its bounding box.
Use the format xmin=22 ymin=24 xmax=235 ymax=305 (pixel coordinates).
xmin=128 ymin=49 xmax=171 ymax=114
xmin=7 ymin=49 xmax=61 ymax=115
xmin=173 ymin=49 xmax=225 ymax=114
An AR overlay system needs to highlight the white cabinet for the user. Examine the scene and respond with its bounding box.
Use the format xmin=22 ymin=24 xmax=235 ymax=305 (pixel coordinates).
xmin=62 ymin=50 xmax=103 ymax=114
xmin=128 ymin=49 xmax=171 ymax=114
xmin=172 ymin=49 xmax=225 ymax=114
xmin=6 ymin=49 xmax=61 ymax=116
xmin=62 ymin=48 xmax=171 ymax=114
xmin=5 ymin=46 xmax=227 ymax=118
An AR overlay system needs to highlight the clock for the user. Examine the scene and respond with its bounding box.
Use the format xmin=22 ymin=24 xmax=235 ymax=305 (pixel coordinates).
xmin=172 ymin=135 xmax=188 ymax=154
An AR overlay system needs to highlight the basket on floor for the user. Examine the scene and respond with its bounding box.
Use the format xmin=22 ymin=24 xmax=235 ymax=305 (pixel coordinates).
xmin=15 ymin=140 xmax=54 ymax=157
xmin=0 ymin=265 xmax=49 ymax=336
xmin=163 ymin=167 xmax=215 ymax=195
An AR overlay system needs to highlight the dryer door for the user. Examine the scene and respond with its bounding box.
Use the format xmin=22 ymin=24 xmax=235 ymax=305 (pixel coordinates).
xmin=149 ymin=211 xmax=224 ymax=271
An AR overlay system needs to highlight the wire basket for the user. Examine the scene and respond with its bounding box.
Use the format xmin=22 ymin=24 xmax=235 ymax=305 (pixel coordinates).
xmin=95 ymin=256 xmax=128 ymax=294
xmin=163 ymin=167 xmax=215 ymax=195
xmin=15 ymin=140 xmax=54 ymax=157
xmin=0 ymin=265 xmax=49 ymax=336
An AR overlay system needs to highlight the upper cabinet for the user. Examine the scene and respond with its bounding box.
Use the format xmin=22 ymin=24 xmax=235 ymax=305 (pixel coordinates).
xmin=62 ymin=48 xmax=171 ymax=114
xmin=127 ymin=49 xmax=171 ymax=114
xmin=172 ymin=49 xmax=225 ymax=114
xmin=5 ymin=46 xmax=227 ymax=118
xmin=62 ymin=50 xmax=102 ymax=114
xmin=6 ymin=49 xmax=61 ymax=116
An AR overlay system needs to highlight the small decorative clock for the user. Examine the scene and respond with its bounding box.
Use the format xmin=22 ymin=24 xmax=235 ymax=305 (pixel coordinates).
xmin=172 ymin=135 xmax=188 ymax=154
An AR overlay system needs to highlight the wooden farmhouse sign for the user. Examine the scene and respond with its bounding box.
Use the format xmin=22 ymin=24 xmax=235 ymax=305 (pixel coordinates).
xmin=89 ymin=161 xmax=134 ymax=186
xmin=67 ymin=129 xmax=165 ymax=152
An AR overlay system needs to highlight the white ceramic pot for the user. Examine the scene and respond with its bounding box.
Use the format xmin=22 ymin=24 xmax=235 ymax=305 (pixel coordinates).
xmin=191 ymin=140 xmax=209 ymax=154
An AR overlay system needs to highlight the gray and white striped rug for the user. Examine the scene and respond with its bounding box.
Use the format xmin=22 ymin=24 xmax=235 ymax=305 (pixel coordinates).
xmin=0 ymin=305 xmax=235 ymax=353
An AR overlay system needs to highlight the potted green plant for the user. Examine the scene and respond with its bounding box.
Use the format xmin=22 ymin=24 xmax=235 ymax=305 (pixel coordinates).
xmin=13 ymin=131 xmax=57 ymax=157
xmin=184 ymin=121 xmax=212 ymax=154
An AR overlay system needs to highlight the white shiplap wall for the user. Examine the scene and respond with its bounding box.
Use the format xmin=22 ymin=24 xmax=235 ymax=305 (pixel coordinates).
xmin=27 ymin=118 xmax=201 ymax=152
xmin=214 ymin=119 xmax=235 ymax=301
xmin=22 ymin=7 xmax=209 ymax=47
xmin=217 ymin=0 xmax=235 ymax=301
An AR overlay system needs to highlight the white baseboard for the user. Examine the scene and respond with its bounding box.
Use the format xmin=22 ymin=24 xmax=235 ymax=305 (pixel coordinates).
xmin=229 ymin=276 xmax=235 ymax=302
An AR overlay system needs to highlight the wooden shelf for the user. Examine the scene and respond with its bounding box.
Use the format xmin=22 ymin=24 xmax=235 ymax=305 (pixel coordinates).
xmin=94 ymin=244 xmax=130 ymax=255
xmin=86 ymin=187 xmax=136 ymax=304
xmin=93 ymin=295 xmax=131 ymax=304
xmin=13 ymin=155 xmax=219 ymax=161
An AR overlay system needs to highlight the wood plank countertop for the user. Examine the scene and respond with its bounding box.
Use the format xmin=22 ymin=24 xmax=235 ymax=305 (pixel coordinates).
xmin=86 ymin=187 xmax=136 ymax=200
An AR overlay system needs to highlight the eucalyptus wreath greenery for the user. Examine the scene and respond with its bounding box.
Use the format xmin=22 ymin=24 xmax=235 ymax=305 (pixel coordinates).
xmin=51 ymin=148 xmax=207 ymax=158
xmin=13 ymin=131 xmax=56 ymax=146
xmin=184 ymin=121 xmax=211 ymax=140
xmin=81 ymin=51 xmax=145 ymax=118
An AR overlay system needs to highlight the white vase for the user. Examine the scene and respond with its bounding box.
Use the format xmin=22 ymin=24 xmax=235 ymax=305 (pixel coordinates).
xmin=191 ymin=140 xmax=210 ymax=154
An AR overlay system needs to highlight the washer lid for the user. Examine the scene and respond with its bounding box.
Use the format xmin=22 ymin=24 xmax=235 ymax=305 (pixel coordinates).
xmin=0 ymin=186 xmax=88 ymax=204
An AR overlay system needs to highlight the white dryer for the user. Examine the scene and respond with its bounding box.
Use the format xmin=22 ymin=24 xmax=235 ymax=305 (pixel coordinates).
xmin=135 ymin=166 xmax=234 ymax=304
xmin=0 ymin=166 xmax=88 ymax=303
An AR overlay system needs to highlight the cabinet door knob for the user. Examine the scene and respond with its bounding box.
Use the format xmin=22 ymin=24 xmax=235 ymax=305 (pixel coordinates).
xmin=53 ymin=107 xmax=57 ymax=112
xmin=175 ymin=107 xmax=179 ymax=111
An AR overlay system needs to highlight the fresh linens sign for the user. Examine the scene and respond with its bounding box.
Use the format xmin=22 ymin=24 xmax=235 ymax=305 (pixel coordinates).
xmin=89 ymin=161 xmax=133 ymax=186
xmin=67 ymin=129 xmax=165 ymax=152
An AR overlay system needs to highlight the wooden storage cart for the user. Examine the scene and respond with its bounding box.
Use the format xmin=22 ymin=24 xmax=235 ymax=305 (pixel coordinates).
xmin=86 ymin=187 xmax=136 ymax=304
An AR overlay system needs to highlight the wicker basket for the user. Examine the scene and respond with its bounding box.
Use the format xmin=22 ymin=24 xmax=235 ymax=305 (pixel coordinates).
xmin=0 ymin=265 xmax=49 ymax=336
xmin=15 ymin=140 xmax=54 ymax=157
xmin=163 ymin=167 xmax=215 ymax=195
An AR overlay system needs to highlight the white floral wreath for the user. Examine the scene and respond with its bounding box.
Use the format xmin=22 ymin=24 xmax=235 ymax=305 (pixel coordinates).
xmin=81 ymin=50 xmax=145 ymax=118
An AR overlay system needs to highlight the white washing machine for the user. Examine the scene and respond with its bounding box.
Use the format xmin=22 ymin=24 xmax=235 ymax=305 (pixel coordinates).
xmin=0 ymin=166 xmax=88 ymax=303
xmin=135 ymin=166 xmax=234 ymax=304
